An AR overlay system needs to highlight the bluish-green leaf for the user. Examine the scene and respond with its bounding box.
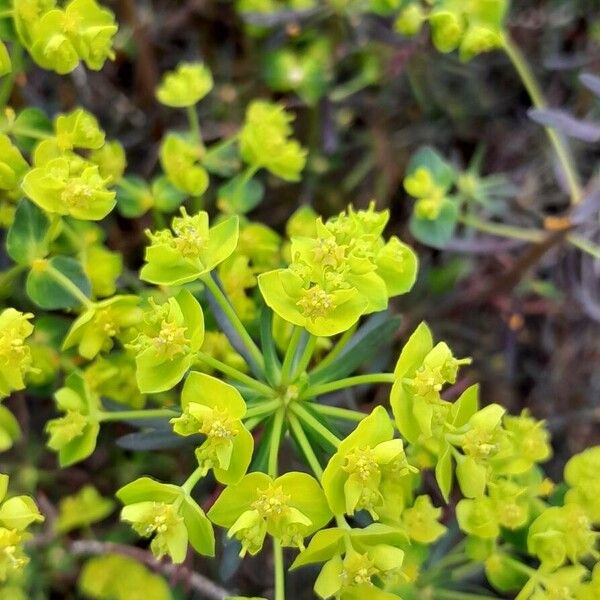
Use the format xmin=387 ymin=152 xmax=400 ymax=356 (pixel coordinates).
xmin=6 ymin=199 xmax=50 ymax=265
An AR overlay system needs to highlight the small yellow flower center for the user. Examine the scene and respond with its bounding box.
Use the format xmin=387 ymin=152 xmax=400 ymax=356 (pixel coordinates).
xmin=61 ymin=180 xmax=92 ymax=209
xmin=343 ymin=446 xmax=378 ymax=482
xmin=297 ymin=285 xmax=334 ymax=320
xmin=199 ymin=408 xmax=238 ymax=440
xmin=153 ymin=320 xmax=188 ymax=359
xmin=252 ymin=485 xmax=291 ymax=519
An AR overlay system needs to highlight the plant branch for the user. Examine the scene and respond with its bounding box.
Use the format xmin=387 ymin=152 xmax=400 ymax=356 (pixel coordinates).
xmin=502 ymin=34 xmax=582 ymax=205
xmin=69 ymin=540 xmax=229 ymax=600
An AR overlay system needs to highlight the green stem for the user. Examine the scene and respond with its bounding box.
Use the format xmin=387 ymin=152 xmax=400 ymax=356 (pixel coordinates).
xmin=280 ymin=327 xmax=303 ymax=386
xmin=244 ymin=416 xmax=266 ymax=432
xmin=0 ymin=264 xmax=26 ymax=293
xmin=288 ymin=415 xmax=323 ymax=479
xmin=0 ymin=9 xmax=13 ymax=18
xmin=202 ymin=134 xmax=238 ymax=161
xmin=291 ymin=403 xmax=341 ymax=449
xmin=566 ymin=234 xmax=600 ymax=259
xmin=244 ymin=399 xmax=280 ymax=421
xmin=99 ymin=408 xmax=178 ymax=422
xmin=186 ymin=105 xmax=204 ymax=150
xmin=273 ymin=538 xmax=285 ymax=600
xmin=500 ymin=556 xmax=538 ymax=577
xmin=291 ymin=334 xmax=316 ymax=380
xmin=303 ymin=373 xmax=395 ymax=399
xmin=181 ymin=465 xmax=206 ymax=495
xmin=45 ymin=264 xmax=94 ymax=308
xmin=459 ymin=215 xmax=545 ymax=243
xmin=195 ymin=351 xmax=273 ymax=397
xmin=201 ymin=274 xmax=265 ymax=371
xmin=311 ymin=324 xmax=357 ymax=375
xmin=502 ymin=34 xmax=582 ymax=205
xmin=5 ymin=126 xmax=53 ymax=140
xmin=311 ymin=404 xmax=365 ymax=422
xmin=268 ymin=408 xmax=285 ymax=478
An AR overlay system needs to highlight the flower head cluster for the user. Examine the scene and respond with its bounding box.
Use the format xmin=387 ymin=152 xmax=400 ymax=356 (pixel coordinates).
xmin=156 ymin=62 xmax=214 ymax=108
xmin=323 ymin=407 xmax=417 ymax=522
xmin=0 ymin=135 xmax=29 ymax=200
xmin=14 ymin=0 xmax=118 ymax=74
xmin=292 ymin=523 xmax=407 ymax=600
xmin=208 ymin=472 xmax=331 ymax=556
xmin=62 ymin=295 xmax=142 ymax=359
xmin=0 ymin=308 xmax=35 ymax=399
xmin=140 ymin=208 xmax=239 ymax=286
xmin=395 ymin=0 xmax=507 ymax=62
xmin=22 ymin=109 xmax=117 ymax=221
xmin=564 ymin=446 xmax=600 ymax=522
xmin=171 ymin=372 xmax=254 ymax=484
xmin=129 ymin=290 xmax=204 ymax=393
xmin=0 ymin=473 xmax=44 ymax=582
xmin=239 ymin=100 xmax=307 ymax=182
xmin=45 ymin=371 xmax=100 ymax=466
xmin=259 ymin=203 xmax=417 ymax=336
xmin=118 ymin=477 xmax=214 ymax=563
xmin=159 ymin=133 xmax=209 ymax=197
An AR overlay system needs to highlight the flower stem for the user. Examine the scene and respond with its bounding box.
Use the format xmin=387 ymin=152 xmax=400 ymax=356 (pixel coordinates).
xmin=459 ymin=215 xmax=545 ymax=243
xmin=182 ymin=465 xmax=206 ymax=495
xmin=6 ymin=126 xmax=53 ymax=140
xmin=273 ymin=538 xmax=286 ymax=600
xmin=502 ymin=34 xmax=582 ymax=205
xmin=566 ymin=234 xmax=600 ymax=259
xmin=268 ymin=408 xmax=285 ymax=478
xmin=311 ymin=404 xmax=365 ymax=422
xmin=280 ymin=327 xmax=303 ymax=386
xmin=302 ymin=373 xmax=395 ymax=399
xmin=186 ymin=105 xmax=204 ymax=151
xmin=0 ymin=9 xmax=13 ymax=18
xmin=201 ymin=274 xmax=265 ymax=371
xmin=244 ymin=399 xmax=280 ymax=421
xmin=291 ymin=334 xmax=316 ymax=380
xmin=99 ymin=408 xmax=178 ymax=422
xmin=45 ymin=264 xmax=94 ymax=308
xmin=311 ymin=324 xmax=357 ymax=376
xmin=288 ymin=415 xmax=323 ymax=479
xmin=291 ymin=403 xmax=341 ymax=449
xmin=195 ymin=351 xmax=274 ymax=397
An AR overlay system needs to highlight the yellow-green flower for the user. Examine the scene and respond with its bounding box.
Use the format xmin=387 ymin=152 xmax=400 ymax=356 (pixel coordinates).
xmin=208 ymin=471 xmax=331 ymax=556
xmin=156 ymin=62 xmax=213 ymax=107
xmin=0 ymin=309 xmax=34 ymax=399
xmin=140 ymin=209 xmax=239 ymax=286
xmin=171 ymin=372 xmax=253 ymax=485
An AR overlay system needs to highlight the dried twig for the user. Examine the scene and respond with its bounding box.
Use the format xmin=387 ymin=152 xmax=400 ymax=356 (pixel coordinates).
xmin=69 ymin=540 xmax=230 ymax=600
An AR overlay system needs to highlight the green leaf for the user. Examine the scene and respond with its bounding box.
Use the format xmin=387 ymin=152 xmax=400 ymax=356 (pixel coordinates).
xmin=151 ymin=176 xmax=186 ymax=213
xmin=217 ymin=174 xmax=264 ymax=215
xmin=116 ymin=176 xmax=151 ymax=218
xmin=406 ymin=146 xmax=456 ymax=191
xmin=116 ymin=477 xmax=182 ymax=505
xmin=203 ymin=142 xmax=240 ymax=177
xmin=451 ymin=384 xmax=480 ymax=427
xmin=26 ymin=256 xmax=92 ymax=310
xmin=6 ymin=200 xmax=51 ymax=265
xmin=291 ymin=528 xmax=345 ymax=569
xmin=435 ymin=444 xmax=453 ymax=502
xmin=181 ymin=496 xmax=215 ymax=557
xmin=409 ymin=200 xmax=458 ymax=249
xmin=13 ymin=107 xmax=52 ymax=153
xmin=309 ymin=312 xmax=401 ymax=384
xmin=0 ymin=405 xmax=21 ymax=452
